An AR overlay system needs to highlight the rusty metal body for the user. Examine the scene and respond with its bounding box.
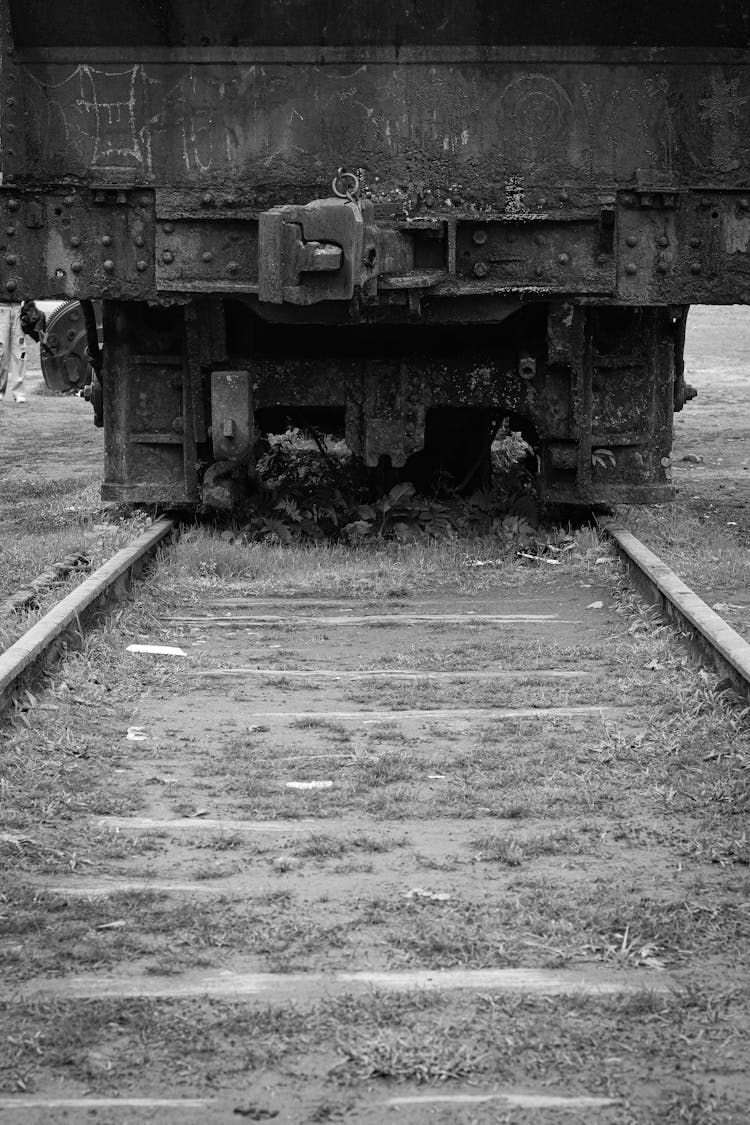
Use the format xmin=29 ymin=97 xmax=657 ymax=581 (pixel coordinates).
xmin=0 ymin=2 xmax=747 ymax=506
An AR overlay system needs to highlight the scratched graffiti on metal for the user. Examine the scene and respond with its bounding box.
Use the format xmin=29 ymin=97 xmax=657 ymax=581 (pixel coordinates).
xmin=18 ymin=61 xmax=750 ymax=191
xmin=699 ymin=75 xmax=749 ymax=172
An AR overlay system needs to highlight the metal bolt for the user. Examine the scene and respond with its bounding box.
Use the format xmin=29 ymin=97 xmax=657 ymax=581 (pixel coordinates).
xmin=7 ymin=199 xmax=19 ymax=212
xmin=690 ymin=262 xmax=702 ymax=274
xmin=689 ymin=236 xmax=701 ymax=248
xmin=134 ymin=235 xmax=145 ymax=247
xmin=625 ymin=262 xmax=637 ymax=275
xmin=202 ymin=193 xmax=215 ymax=207
xmin=101 ymin=234 xmax=112 ymax=246
xmin=64 ymin=195 xmax=74 ymax=206
xmin=202 ymin=250 xmax=214 ymax=262
xmin=5 ymin=225 xmax=15 ymax=236
xmin=656 ymin=261 xmax=669 ymax=273
xmin=473 ymin=261 xmax=489 ymax=278
xmin=71 ymin=261 xmax=83 ymax=273
xmin=227 ymin=260 xmax=240 ymax=273
xmin=5 ymin=253 xmax=15 ymax=265
xmin=626 ymin=235 xmax=638 ymax=247
xmin=740 ymin=198 xmax=750 ymax=212
xmin=472 ymin=229 xmax=487 ymax=245
xmin=162 ymin=250 xmax=174 ymax=264
xmin=558 ymin=252 xmax=570 ymax=266
xmin=136 ymin=260 xmax=148 ymax=272
xmin=657 ymin=235 xmax=669 ymax=248
xmin=163 ymin=223 xmax=174 ymax=234
xmin=71 ymin=236 xmax=81 ymax=248
xmin=5 ymin=279 xmax=16 ymax=292
xmin=103 ymin=259 xmax=115 ymax=272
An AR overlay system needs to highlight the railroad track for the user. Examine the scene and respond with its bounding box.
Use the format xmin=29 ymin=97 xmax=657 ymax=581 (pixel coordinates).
xmin=1 ymin=524 xmax=749 ymax=1122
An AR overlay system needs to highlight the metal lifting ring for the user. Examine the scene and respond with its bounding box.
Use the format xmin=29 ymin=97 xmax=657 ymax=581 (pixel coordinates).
xmin=332 ymin=167 xmax=360 ymax=202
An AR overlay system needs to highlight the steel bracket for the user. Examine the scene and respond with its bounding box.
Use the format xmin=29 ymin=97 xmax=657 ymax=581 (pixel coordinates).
xmin=258 ymin=197 xmax=365 ymax=304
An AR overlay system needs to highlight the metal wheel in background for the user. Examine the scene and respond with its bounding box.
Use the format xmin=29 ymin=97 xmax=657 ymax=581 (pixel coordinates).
xmin=40 ymin=300 xmax=103 ymax=393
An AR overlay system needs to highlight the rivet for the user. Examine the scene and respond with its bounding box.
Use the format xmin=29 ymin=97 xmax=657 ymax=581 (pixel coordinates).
xmin=71 ymin=261 xmax=83 ymax=273
xmin=5 ymin=279 xmax=16 ymax=292
xmin=227 ymin=260 xmax=240 ymax=273
xmin=472 ymin=229 xmax=487 ymax=246
xmin=5 ymin=225 xmax=15 ymax=236
xmin=162 ymin=223 xmax=174 ymax=234
xmin=136 ymin=260 xmax=148 ymax=272
xmin=657 ymin=235 xmax=669 ymax=248
xmin=134 ymin=234 xmax=145 ymax=247
xmin=5 ymin=253 xmax=15 ymax=265
xmin=625 ymin=262 xmax=637 ymax=275
xmin=689 ymin=236 xmax=701 ymax=248
xmin=626 ymin=235 xmax=638 ymax=248
xmin=690 ymin=262 xmax=702 ymax=274
xmin=103 ymin=259 xmax=115 ymax=272
xmin=473 ymin=261 xmax=489 ymax=278
xmin=7 ymin=198 xmax=19 ymax=212
xmin=202 ymin=250 xmax=214 ymax=262
xmin=70 ymin=236 xmax=81 ymax=248
xmin=656 ymin=261 xmax=669 ymax=273
xmin=64 ymin=195 xmax=74 ymax=206
xmin=101 ymin=234 xmax=112 ymax=246
xmin=162 ymin=250 xmax=174 ymax=264
xmin=202 ymin=193 xmax=215 ymax=207
xmin=558 ymin=252 xmax=570 ymax=266
xmin=740 ymin=198 xmax=750 ymax=211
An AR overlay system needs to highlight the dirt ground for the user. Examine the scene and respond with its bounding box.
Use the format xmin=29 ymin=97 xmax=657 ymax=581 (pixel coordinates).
xmin=674 ymin=306 xmax=750 ymax=536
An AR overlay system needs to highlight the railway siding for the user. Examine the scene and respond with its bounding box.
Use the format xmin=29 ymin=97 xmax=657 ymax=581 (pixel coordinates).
xmin=1 ymin=533 xmax=749 ymax=1122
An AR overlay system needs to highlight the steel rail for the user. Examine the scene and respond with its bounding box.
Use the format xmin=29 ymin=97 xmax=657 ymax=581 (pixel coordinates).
xmin=0 ymin=517 xmax=177 ymax=715
xmin=603 ymin=520 xmax=750 ymax=699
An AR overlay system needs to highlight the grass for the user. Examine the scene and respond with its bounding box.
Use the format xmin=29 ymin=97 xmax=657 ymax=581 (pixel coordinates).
xmin=2 ymin=986 xmax=748 ymax=1120
xmin=3 ymin=519 xmax=750 ymax=1118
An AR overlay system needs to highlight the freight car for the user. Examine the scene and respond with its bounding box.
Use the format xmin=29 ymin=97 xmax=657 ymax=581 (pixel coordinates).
xmin=1 ymin=2 xmax=749 ymax=509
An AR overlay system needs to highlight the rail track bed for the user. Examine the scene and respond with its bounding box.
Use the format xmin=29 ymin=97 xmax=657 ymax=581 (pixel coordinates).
xmin=2 ymin=530 xmax=750 ymax=1123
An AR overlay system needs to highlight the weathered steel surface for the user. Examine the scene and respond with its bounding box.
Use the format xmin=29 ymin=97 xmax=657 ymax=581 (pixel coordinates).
xmin=11 ymin=58 xmax=750 ymax=200
xmin=1 ymin=48 xmax=748 ymax=304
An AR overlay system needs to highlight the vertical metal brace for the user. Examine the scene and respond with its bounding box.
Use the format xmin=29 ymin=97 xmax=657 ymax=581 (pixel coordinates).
xmin=571 ymin=308 xmax=594 ymax=499
xmin=211 ymin=371 xmax=255 ymax=463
